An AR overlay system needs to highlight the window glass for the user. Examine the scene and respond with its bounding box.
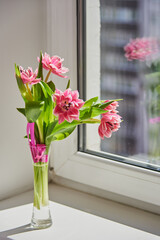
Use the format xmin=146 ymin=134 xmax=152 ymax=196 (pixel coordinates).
xmin=81 ymin=0 xmax=160 ymax=171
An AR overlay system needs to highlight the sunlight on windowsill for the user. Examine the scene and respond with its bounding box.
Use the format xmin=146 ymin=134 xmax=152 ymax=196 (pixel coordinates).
xmin=0 ymin=184 xmax=160 ymax=240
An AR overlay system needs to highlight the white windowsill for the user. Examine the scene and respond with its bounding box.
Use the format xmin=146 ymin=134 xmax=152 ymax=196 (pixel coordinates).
xmin=0 ymin=184 xmax=160 ymax=239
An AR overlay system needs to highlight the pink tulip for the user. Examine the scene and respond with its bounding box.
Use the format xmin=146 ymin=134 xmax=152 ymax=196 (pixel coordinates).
xmin=53 ymin=88 xmax=84 ymax=124
xmin=20 ymin=66 xmax=41 ymax=85
xmin=124 ymin=38 xmax=158 ymax=61
xmin=38 ymin=52 xmax=69 ymax=78
xmin=98 ymin=113 xmax=121 ymax=139
xmin=103 ymin=100 xmax=119 ymax=114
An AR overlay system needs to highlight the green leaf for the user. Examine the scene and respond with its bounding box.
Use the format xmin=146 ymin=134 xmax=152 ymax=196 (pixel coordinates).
xmin=66 ymin=79 xmax=70 ymax=89
xmin=46 ymin=120 xmax=80 ymax=144
xmin=15 ymin=63 xmax=20 ymax=77
xmin=91 ymin=107 xmax=108 ymax=118
xmin=46 ymin=125 xmax=76 ymax=143
xmin=15 ymin=64 xmax=32 ymax=101
xmin=38 ymin=82 xmax=48 ymax=98
xmin=43 ymin=121 xmax=47 ymax=142
xmin=34 ymin=122 xmax=40 ymax=143
xmin=25 ymin=101 xmax=44 ymax=122
xmin=52 ymin=126 xmax=76 ymax=141
xmin=99 ymin=100 xmax=114 ymax=109
xmin=17 ymin=108 xmax=26 ymax=117
xmin=37 ymin=81 xmax=53 ymax=99
xmin=79 ymin=106 xmax=108 ymax=120
xmin=40 ymin=81 xmax=53 ymax=96
xmin=32 ymin=83 xmax=42 ymax=101
xmin=99 ymin=99 xmax=122 ymax=109
xmin=45 ymin=120 xmax=58 ymax=144
xmin=46 ymin=120 xmax=58 ymax=138
xmin=51 ymin=120 xmax=79 ymax=135
xmin=42 ymin=95 xmax=54 ymax=123
xmin=47 ymin=81 xmax=55 ymax=93
xmin=37 ymin=51 xmax=43 ymax=80
xmin=80 ymin=99 xmax=117 ymax=120
xmin=79 ymin=108 xmax=92 ymax=120
xmin=83 ymin=97 xmax=99 ymax=108
xmin=45 ymin=117 xmax=101 ymax=144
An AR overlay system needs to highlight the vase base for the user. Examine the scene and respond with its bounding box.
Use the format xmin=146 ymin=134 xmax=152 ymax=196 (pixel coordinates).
xmin=31 ymin=218 xmax=52 ymax=229
xmin=31 ymin=205 xmax=52 ymax=229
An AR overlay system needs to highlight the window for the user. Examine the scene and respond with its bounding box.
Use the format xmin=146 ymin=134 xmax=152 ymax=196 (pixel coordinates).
xmin=80 ymin=0 xmax=160 ymax=172
xmin=51 ymin=0 xmax=160 ymax=213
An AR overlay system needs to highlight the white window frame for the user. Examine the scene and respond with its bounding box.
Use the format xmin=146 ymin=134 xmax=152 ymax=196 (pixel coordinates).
xmin=47 ymin=0 xmax=160 ymax=213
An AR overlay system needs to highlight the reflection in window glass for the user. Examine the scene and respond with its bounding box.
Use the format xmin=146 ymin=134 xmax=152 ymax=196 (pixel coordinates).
xmin=84 ymin=0 xmax=160 ymax=170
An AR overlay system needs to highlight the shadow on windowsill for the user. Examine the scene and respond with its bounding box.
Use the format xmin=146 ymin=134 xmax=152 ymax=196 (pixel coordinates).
xmin=0 ymin=224 xmax=38 ymax=240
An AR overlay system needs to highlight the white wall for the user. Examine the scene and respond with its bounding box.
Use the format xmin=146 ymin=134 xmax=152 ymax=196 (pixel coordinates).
xmin=0 ymin=0 xmax=47 ymax=200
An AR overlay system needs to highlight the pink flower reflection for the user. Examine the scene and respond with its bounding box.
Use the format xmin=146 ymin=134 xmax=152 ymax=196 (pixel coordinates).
xmin=124 ymin=38 xmax=158 ymax=61
xmin=149 ymin=116 xmax=160 ymax=124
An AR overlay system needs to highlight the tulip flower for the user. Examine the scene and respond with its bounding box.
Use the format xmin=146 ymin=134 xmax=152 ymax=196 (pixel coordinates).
xmin=53 ymin=88 xmax=84 ymax=124
xmin=20 ymin=66 xmax=41 ymax=85
xmin=39 ymin=52 xmax=69 ymax=79
xmin=98 ymin=113 xmax=121 ymax=139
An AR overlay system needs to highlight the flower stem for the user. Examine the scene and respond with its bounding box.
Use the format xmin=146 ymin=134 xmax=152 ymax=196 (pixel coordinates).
xmin=36 ymin=119 xmax=44 ymax=143
xmin=26 ymin=83 xmax=33 ymax=99
xmin=33 ymin=163 xmax=49 ymax=210
xmin=81 ymin=118 xmax=101 ymax=124
xmin=45 ymin=70 xmax=52 ymax=83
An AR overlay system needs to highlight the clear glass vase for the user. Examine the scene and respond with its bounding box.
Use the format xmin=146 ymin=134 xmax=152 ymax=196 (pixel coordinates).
xmin=30 ymin=146 xmax=52 ymax=229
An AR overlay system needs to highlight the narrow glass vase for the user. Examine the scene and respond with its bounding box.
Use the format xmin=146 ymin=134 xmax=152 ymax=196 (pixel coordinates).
xmin=31 ymin=161 xmax=52 ymax=229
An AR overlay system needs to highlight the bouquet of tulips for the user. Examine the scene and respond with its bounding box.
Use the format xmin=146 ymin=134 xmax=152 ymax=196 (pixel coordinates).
xmin=15 ymin=52 xmax=121 ymax=212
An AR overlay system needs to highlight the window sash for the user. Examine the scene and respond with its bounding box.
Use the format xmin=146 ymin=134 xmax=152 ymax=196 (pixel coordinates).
xmin=79 ymin=0 xmax=160 ymax=172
